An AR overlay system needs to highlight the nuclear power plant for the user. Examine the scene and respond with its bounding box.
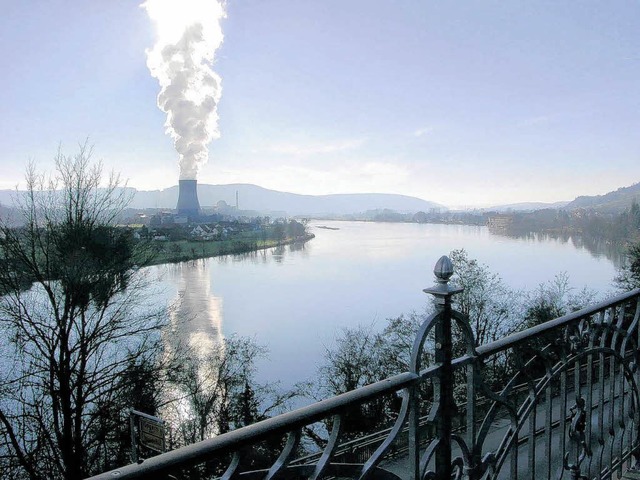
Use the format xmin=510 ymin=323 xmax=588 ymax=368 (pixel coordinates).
xmin=176 ymin=179 xmax=201 ymax=217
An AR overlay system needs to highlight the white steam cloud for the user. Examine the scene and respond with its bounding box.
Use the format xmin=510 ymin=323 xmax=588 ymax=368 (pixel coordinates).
xmin=143 ymin=0 xmax=226 ymax=180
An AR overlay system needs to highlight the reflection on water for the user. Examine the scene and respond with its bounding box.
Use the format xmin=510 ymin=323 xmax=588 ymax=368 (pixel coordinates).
xmin=152 ymin=221 xmax=620 ymax=386
xmin=211 ymin=240 xmax=310 ymax=267
xmin=161 ymin=260 xmax=225 ymax=437
xmin=490 ymin=230 xmax=627 ymax=268
xmin=162 ymin=240 xmax=312 ymax=357
xmin=166 ymin=260 xmax=223 ymax=357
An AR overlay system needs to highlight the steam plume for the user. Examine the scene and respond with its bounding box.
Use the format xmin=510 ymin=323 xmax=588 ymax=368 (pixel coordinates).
xmin=143 ymin=0 xmax=225 ymax=180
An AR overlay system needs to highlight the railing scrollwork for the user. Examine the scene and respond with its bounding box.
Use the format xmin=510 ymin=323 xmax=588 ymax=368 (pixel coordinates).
xmin=88 ymin=257 xmax=640 ymax=480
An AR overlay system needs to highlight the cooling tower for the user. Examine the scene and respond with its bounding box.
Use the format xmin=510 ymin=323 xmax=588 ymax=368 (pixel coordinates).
xmin=176 ymin=179 xmax=201 ymax=216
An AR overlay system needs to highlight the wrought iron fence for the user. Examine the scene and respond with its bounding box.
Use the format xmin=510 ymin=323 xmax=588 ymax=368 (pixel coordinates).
xmin=88 ymin=256 xmax=640 ymax=480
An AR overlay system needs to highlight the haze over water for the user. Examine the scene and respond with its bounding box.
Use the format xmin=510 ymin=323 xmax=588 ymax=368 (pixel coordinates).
xmin=153 ymin=220 xmax=620 ymax=386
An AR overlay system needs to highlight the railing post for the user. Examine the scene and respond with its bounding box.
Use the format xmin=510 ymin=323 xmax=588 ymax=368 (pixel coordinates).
xmin=423 ymin=255 xmax=463 ymax=480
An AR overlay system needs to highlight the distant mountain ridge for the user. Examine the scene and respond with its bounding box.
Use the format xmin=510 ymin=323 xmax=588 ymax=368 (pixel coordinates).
xmin=128 ymin=183 xmax=444 ymax=216
xmin=2 ymin=181 xmax=638 ymax=216
xmin=564 ymin=182 xmax=640 ymax=213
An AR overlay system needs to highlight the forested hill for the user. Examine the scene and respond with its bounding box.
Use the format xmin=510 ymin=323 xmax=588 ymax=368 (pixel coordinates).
xmin=565 ymin=182 xmax=640 ymax=213
xmin=127 ymin=183 xmax=444 ymax=216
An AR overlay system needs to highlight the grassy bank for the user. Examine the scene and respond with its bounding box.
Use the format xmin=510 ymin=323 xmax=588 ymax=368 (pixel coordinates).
xmin=143 ymin=232 xmax=315 ymax=266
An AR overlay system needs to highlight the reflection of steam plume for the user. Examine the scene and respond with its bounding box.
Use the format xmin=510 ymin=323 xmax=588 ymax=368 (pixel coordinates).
xmin=143 ymin=0 xmax=225 ymax=179
xmin=168 ymin=261 xmax=222 ymax=357
xmin=162 ymin=261 xmax=222 ymax=436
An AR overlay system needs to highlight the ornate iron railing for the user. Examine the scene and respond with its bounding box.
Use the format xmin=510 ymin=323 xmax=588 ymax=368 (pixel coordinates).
xmin=89 ymin=256 xmax=640 ymax=480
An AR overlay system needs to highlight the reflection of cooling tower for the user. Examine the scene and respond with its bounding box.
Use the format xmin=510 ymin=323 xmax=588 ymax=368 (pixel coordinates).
xmin=176 ymin=179 xmax=201 ymax=216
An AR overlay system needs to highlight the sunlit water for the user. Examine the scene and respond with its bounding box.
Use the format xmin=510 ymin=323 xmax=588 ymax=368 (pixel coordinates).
xmin=150 ymin=220 xmax=621 ymax=387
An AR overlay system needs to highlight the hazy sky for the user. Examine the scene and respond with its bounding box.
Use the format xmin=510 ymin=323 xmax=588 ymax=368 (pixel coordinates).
xmin=1 ymin=1 xmax=639 ymax=207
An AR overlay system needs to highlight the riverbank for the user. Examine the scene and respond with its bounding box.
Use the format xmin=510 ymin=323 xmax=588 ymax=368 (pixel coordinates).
xmin=142 ymin=232 xmax=315 ymax=266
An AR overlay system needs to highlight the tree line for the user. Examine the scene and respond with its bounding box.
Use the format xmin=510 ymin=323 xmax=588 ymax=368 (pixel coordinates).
xmin=494 ymin=202 xmax=640 ymax=244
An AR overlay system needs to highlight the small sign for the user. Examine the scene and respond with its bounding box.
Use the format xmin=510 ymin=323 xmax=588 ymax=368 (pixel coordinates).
xmin=139 ymin=416 xmax=165 ymax=453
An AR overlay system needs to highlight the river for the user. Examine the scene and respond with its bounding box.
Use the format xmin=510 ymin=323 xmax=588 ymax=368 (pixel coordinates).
xmin=150 ymin=220 xmax=622 ymax=387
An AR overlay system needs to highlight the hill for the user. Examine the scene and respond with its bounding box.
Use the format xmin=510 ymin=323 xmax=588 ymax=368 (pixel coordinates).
xmin=483 ymin=201 xmax=570 ymax=212
xmin=564 ymin=182 xmax=640 ymax=213
xmin=127 ymin=183 xmax=443 ymax=216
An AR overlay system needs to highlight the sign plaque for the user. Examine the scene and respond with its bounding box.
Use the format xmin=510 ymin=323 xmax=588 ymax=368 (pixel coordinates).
xmin=129 ymin=409 xmax=165 ymax=461
xmin=139 ymin=416 xmax=165 ymax=453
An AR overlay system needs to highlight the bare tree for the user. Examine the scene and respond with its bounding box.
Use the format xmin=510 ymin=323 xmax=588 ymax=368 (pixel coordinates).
xmin=163 ymin=335 xmax=302 ymax=477
xmin=448 ymin=248 xmax=518 ymax=345
xmin=615 ymin=241 xmax=640 ymax=292
xmin=317 ymin=324 xmax=386 ymax=397
xmin=315 ymin=322 xmax=411 ymax=439
xmin=0 ymin=145 xmax=164 ymax=479
xmin=164 ymin=336 xmax=268 ymax=446
xmin=523 ymin=272 xmax=594 ymax=328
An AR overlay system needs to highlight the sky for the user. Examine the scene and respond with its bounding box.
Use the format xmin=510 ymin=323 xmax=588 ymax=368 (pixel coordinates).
xmin=0 ymin=1 xmax=639 ymax=208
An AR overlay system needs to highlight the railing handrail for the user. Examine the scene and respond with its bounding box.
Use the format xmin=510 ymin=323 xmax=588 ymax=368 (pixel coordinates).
xmin=87 ymin=371 xmax=422 ymax=479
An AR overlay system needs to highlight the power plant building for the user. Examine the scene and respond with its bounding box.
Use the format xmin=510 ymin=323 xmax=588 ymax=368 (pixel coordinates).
xmin=176 ymin=179 xmax=201 ymax=217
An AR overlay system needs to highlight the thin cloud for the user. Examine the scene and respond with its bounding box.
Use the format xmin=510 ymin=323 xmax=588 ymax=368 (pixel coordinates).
xmin=413 ymin=127 xmax=433 ymax=137
xmin=361 ymin=161 xmax=410 ymax=179
xmin=518 ymin=115 xmax=554 ymax=127
xmin=265 ymin=138 xmax=366 ymax=156
xmin=210 ymin=159 xmax=410 ymax=195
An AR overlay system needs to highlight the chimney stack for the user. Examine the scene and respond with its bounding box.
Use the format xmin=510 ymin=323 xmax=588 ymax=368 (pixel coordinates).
xmin=176 ymin=179 xmax=201 ymax=217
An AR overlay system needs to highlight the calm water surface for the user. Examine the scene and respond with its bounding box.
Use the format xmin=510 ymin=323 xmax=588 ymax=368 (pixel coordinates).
xmin=152 ymin=221 xmax=620 ymax=386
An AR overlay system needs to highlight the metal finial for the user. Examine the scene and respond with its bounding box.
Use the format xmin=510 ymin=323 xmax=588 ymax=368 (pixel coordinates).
xmin=433 ymin=255 xmax=454 ymax=284
xmin=424 ymin=255 xmax=462 ymax=300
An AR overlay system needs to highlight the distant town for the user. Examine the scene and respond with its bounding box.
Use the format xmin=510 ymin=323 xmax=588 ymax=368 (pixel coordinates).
xmin=124 ymin=201 xmax=312 ymax=265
